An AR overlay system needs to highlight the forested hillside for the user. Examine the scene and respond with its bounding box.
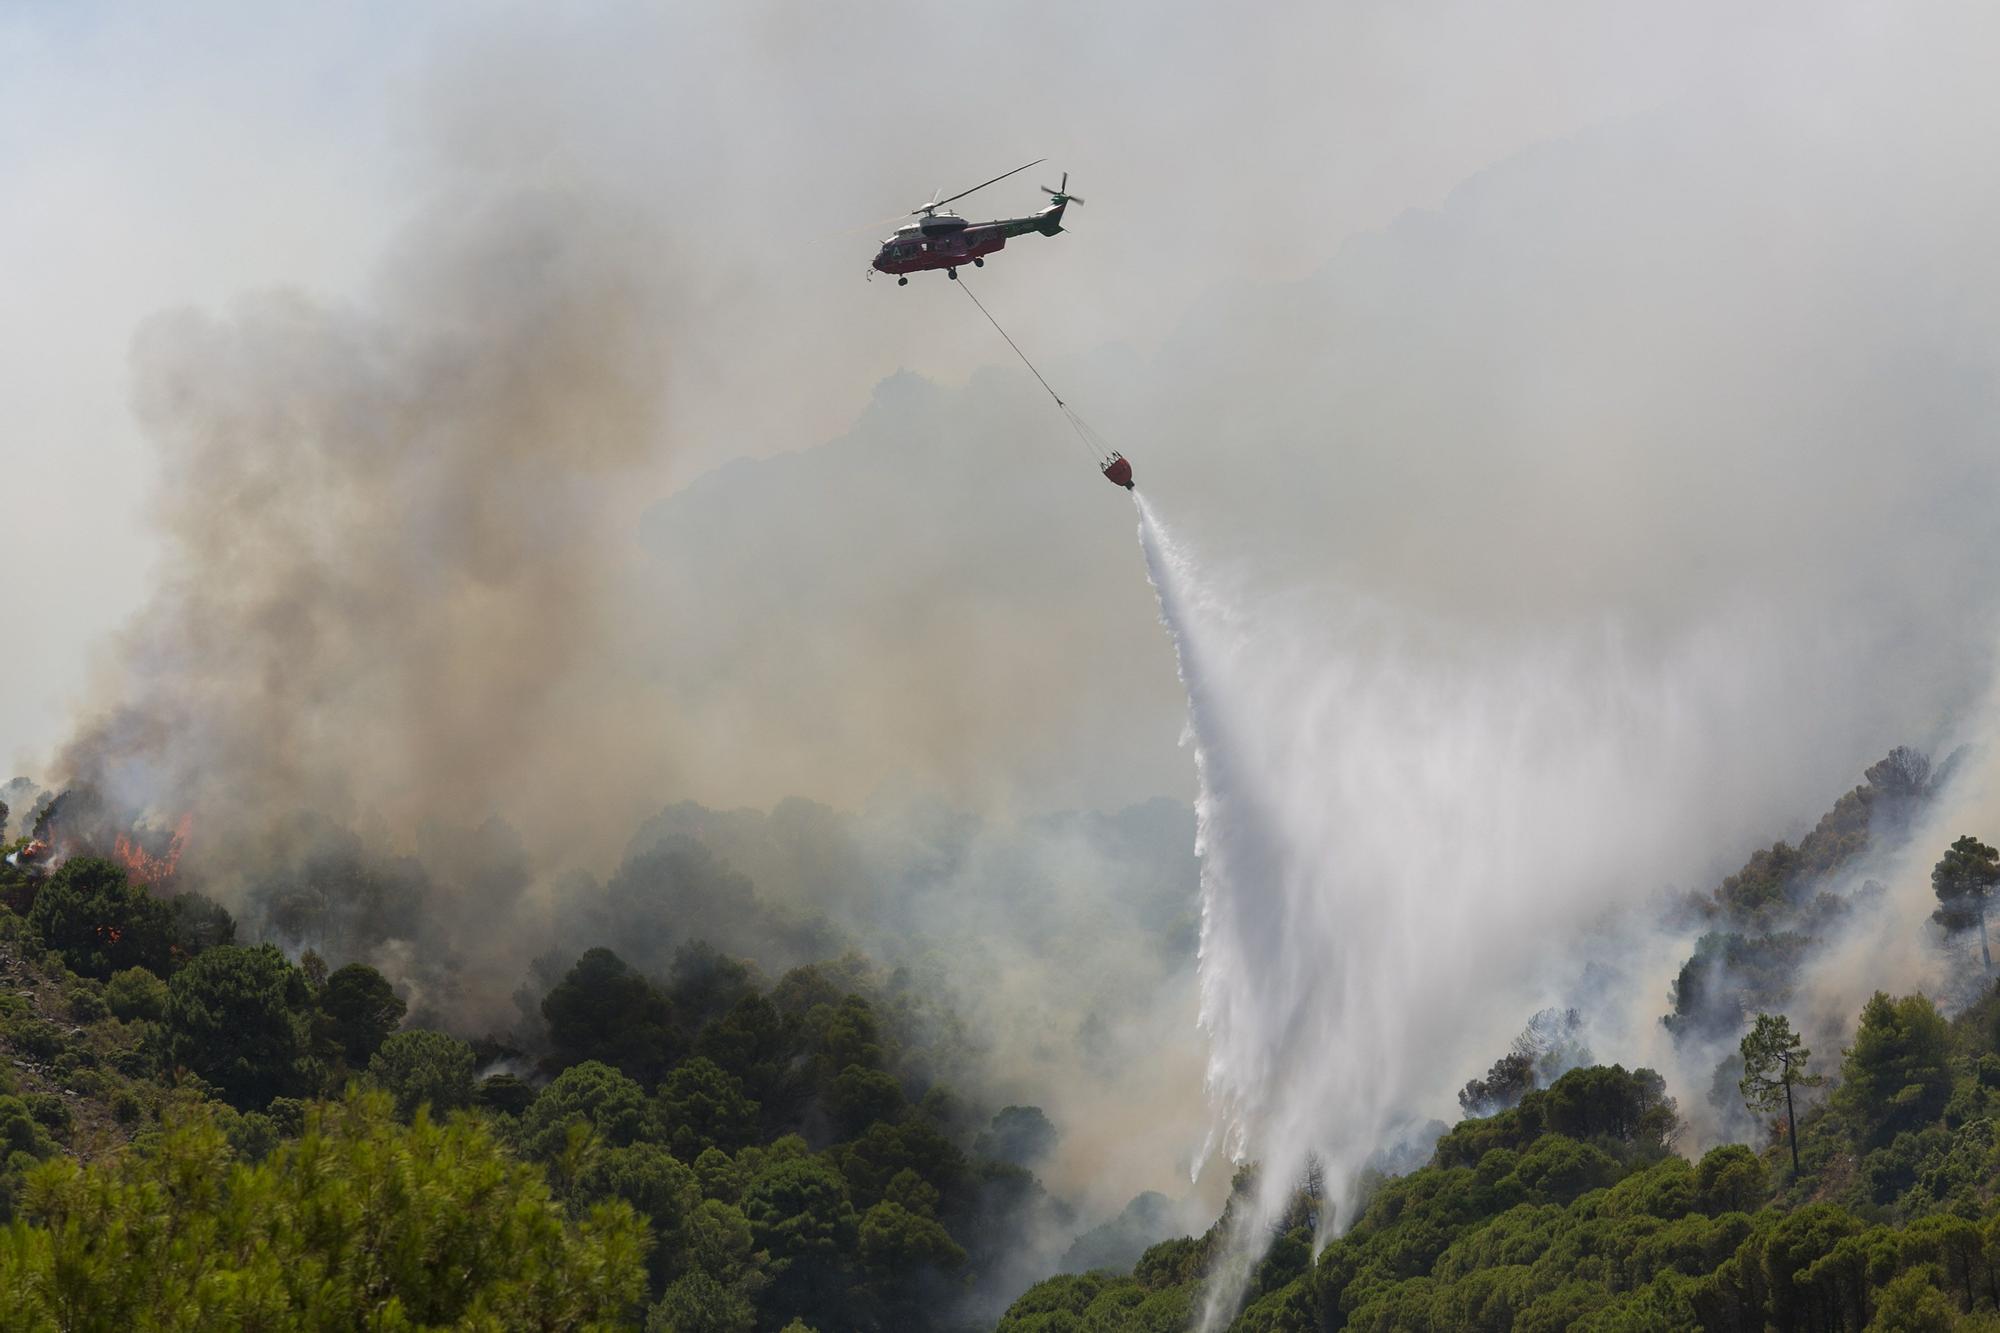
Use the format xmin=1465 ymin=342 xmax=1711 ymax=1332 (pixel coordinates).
xmin=0 ymin=800 xmax=1079 ymax=1330
xmin=8 ymin=756 xmax=2000 ymax=1331
xmin=1002 ymin=752 xmax=2000 ymax=1332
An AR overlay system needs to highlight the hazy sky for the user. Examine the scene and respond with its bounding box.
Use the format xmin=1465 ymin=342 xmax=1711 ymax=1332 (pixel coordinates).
xmin=0 ymin=0 xmax=1860 ymax=785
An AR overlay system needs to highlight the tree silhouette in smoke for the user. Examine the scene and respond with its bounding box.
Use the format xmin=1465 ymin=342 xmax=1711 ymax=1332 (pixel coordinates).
xmin=1932 ymin=835 xmax=2000 ymax=970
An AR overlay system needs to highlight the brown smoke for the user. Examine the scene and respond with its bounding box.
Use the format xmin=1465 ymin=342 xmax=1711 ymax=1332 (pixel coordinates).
xmin=60 ymin=186 xmax=671 ymax=863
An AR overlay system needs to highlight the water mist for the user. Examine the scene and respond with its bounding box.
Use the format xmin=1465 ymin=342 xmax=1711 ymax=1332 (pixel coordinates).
xmin=1134 ymin=495 xmax=1819 ymax=1328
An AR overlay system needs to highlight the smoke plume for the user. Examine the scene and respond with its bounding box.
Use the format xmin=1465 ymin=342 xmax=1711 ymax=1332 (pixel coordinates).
xmin=59 ymin=187 xmax=672 ymax=862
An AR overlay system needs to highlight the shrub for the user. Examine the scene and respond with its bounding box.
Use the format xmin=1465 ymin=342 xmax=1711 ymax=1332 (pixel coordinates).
xmin=66 ymin=988 xmax=109 ymax=1024
xmin=105 ymin=968 xmax=169 ymax=1023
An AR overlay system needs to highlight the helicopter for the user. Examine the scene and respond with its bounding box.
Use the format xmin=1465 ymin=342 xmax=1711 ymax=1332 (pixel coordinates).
xmin=871 ymin=159 xmax=1082 ymax=284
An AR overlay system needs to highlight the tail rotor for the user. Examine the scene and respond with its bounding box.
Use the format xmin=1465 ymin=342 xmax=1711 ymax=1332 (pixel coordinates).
xmin=1037 ymin=171 xmax=1085 ymax=206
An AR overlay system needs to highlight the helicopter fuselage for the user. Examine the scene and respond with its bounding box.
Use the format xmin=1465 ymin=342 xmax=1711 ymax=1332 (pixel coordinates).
xmin=873 ymin=199 xmax=1067 ymax=278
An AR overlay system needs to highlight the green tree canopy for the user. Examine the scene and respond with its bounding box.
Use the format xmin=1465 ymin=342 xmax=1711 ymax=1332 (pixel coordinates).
xmin=317 ymin=962 xmax=406 ymax=1067
xmin=168 ymin=891 xmax=237 ymax=958
xmin=976 ymin=1105 xmax=1057 ymax=1168
xmin=104 ymin=965 xmax=170 ymax=1024
xmin=696 ymin=993 xmax=803 ymax=1129
xmin=543 ymin=947 xmax=684 ymax=1084
xmin=1739 ymin=1012 xmax=1822 ymax=1172
xmin=27 ymin=856 xmax=175 ymax=979
xmin=575 ymin=1141 xmax=702 ymax=1293
xmin=667 ymin=941 xmax=759 ymax=1030
xmin=1840 ymin=991 xmax=1953 ymax=1147
xmin=744 ymin=1154 xmax=859 ymax=1324
xmin=0 ymin=1090 xmax=646 ymax=1328
xmin=522 ymin=1060 xmax=656 ymax=1161
xmin=1932 ymin=834 xmax=2000 ymax=968
xmin=646 ymin=1269 xmax=755 ymax=1333
xmin=166 ymin=943 xmax=317 ymax=1109
xmin=657 ymin=1056 xmax=762 ymax=1159
xmin=367 ymin=1029 xmax=477 ymax=1121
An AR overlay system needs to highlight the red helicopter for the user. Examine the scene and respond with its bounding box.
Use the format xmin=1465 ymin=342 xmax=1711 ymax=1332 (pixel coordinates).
xmin=871 ymin=159 xmax=1082 ymax=285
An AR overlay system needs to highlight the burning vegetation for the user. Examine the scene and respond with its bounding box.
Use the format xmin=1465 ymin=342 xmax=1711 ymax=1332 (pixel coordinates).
xmin=113 ymin=814 xmax=192 ymax=887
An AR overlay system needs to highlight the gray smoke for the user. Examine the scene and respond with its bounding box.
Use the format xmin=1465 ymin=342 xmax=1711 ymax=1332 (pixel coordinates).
xmin=59 ymin=186 xmax=673 ymax=860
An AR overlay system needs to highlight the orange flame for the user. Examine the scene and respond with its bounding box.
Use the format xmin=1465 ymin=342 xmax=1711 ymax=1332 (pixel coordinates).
xmin=114 ymin=814 xmax=193 ymax=886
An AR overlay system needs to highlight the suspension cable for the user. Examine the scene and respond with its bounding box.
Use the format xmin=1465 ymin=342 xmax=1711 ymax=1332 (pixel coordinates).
xmin=957 ymin=277 xmax=1104 ymax=463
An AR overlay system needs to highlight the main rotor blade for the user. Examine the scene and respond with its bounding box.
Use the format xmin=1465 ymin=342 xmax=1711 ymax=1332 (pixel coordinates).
xmin=917 ymin=158 xmax=1045 ymax=214
xmin=835 ymin=211 xmax=911 ymax=238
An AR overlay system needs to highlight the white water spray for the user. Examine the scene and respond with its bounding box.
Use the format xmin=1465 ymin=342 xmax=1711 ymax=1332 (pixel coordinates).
xmin=1134 ymin=494 xmax=1824 ymax=1328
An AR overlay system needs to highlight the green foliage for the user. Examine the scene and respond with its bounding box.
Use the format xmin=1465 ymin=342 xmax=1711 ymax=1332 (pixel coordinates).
xmin=999 ymin=991 xmax=2000 ymax=1333
xmin=0 ymin=1089 xmax=646 ymax=1328
xmin=1716 ymin=841 xmax=1807 ymax=921
xmin=367 ymin=1028 xmax=476 ymax=1120
xmin=166 ymin=943 xmax=317 ymax=1109
xmin=1842 ymin=992 xmax=1954 ymax=1148
xmin=1695 ymin=1143 xmax=1771 ymax=1215
xmin=1933 ymin=835 xmax=2000 ymax=963
xmin=1741 ymin=1012 xmax=1824 ymax=1171
xmin=1435 ymin=1064 xmax=1678 ymax=1170
xmin=478 ymin=1072 xmax=537 ymax=1116
xmin=522 ymin=1060 xmax=656 ymax=1161
xmin=168 ymin=891 xmax=237 ymax=958
xmin=995 ymin=1270 xmax=1191 ymax=1333
xmin=657 ymin=1056 xmax=762 ymax=1159
xmin=827 ymin=1063 xmax=905 ymax=1141
xmin=543 ymin=947 xmax=684 ymax=1084
xmin=667 ymin=941 xmax=759 ymax=1030
xmin=696 ymin=992 xmax=804 ymax=1130
xmin=104 ymin=966 xmax=169 ymax=1023
xmin=977 ymin=1104 xmax=1057 ymax=1167
xmin=1461 ymin=1049 xmax=1538 ymax=1116
xmin=646 ymin=1268 xmax=756 ymax=1333
xmin=1665 ymin=930 xmax=1814 ymax=1041
xmin=1867 ymin=1266 xmax=1957 ymax=1331
xmin=0 ymin=1094 xmax=59 ymax=1160
xmin=807 ymin=993 xmax=888 ymax=1076
xmin=568 ymin=1139 xmax=700 ymax=1298
xmin=744 ymin=1154 xmax=860 ymax=1322
xmin=857 ymin=1198 xmax=965 ymax=1275
xmin=27 ymin=856 xmax=175 ymax=979
xmin=316 ymin=962 xmax=406 ymax=1067
xmin=1668 ymin=750 xmax=1942 ymax=1046
xmin=684 ymin=1196 xmax=758 ymax=1286
xmin=831 ymin=1115 xmax=971 ymax=1213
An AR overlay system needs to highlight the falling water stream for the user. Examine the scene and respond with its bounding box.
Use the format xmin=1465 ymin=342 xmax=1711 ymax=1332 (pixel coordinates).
xmin=1133 ymin=493 xmax=1791 ymax=1328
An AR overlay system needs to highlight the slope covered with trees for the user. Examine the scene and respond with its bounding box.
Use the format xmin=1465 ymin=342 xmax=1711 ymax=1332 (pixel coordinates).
xmin=1000 ymin=750 xmax=2000 ymax=1331
xmin=1004 ymin=982 xmax=2000 ymax=1331
xmin=0 ymin=825 xmax=1075 ymax=1330
xmin=12 ymin=751 xmax=2000 ymax=1331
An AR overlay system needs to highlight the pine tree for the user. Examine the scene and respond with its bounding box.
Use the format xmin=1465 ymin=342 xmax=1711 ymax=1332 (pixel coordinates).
xmin=1740 ymin=1012 xmax=1822 ymax=1173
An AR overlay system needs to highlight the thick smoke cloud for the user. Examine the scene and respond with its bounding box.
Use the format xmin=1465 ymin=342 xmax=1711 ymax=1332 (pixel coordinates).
xmin=59 ymin=187 xmax=674 ymax=857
